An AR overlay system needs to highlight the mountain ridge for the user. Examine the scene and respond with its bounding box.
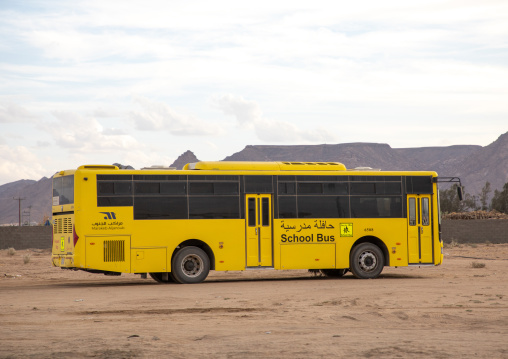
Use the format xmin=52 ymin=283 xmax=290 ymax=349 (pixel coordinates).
xmin=1 ymin=132 xmax=506 ymax=225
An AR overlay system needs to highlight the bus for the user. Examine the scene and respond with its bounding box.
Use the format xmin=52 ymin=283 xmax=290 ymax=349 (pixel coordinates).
xmin=51 ymin=161 xmax=462 ymax=283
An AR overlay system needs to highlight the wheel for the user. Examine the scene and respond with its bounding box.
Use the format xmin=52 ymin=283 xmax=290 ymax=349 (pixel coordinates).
xmin=320 ymin=269 xmax=347 ymax=278
xmin=171 ymin=246 xmax=210 ymax=284
xmin=149 ymin=272 xmax=175 ymax=283
xmin=350 ymin=243 xmax=384 ymax=279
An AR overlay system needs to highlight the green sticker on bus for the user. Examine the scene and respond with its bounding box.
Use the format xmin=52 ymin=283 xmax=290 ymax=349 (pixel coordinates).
xmin=60 ymin=236 xmax=65 ymax=252
xmin=340 ymin=223 xmax=353 ymax=237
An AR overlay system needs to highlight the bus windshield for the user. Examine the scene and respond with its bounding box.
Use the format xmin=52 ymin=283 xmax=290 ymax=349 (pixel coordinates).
xmin=52 ymin=175 xmax=74 ymax=205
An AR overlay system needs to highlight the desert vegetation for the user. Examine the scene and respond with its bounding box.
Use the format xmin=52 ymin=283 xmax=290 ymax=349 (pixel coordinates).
xmin=440 ymin=181 xmax=508 ymax=214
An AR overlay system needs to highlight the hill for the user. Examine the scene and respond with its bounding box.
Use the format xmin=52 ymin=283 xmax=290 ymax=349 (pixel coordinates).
xmin=0 ymin=178 xmax=52 ymax=225
xmin=224 ymin=143 xmax=414 ymax=170
xmin=452 ymin=132 xmax=508 ymax=195
xmin=170 ymin=150 xmax=200 ymax=169
xmin=0 ymin=132 xmax=507 ymax=225
xmin=394 ymin=145 xmax=481 ymax=174
xmin=223 ymin=133 xmax=507 ymax=195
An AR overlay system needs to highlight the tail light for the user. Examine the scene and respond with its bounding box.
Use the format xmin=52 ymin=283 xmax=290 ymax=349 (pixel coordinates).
xmin=73 ymin=225 xmax=79 ymax=247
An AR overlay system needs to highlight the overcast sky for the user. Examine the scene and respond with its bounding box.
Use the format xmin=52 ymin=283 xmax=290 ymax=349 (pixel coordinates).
xmin=0 ymin=0 xmax=507 ymax=185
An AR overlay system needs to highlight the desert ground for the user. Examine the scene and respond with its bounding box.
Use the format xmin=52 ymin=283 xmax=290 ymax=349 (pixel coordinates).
xmin=1 ymin=244 xmax=507 ymax=359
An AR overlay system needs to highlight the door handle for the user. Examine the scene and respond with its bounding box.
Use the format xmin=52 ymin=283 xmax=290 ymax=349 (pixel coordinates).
xmin=420 ymin=227 xmax=423 ymax=234
xmin=255 ymin=228 xmax=258 ymax=235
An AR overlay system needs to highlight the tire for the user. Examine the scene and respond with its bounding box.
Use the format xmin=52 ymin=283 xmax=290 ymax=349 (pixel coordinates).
xmin=350 ymin=243 xmax=384 ymax=279
xmin=171 ymin=246 xmax=210 ymax=284
xmin=149 ymin=272 xmax=175 ymax=283
xmin=320 ymin=269 xmax=347 ymax=278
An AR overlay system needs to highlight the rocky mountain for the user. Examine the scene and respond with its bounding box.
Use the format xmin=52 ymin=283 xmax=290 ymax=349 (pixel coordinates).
xmin=0 ymin=132 xmax=507 ymax=225
xmin=223 ymin=134 xmax=507 ymax=195
xmin=170 ymin=150 xmax=200 ymax=169
xmin=0 ymin=177 xmax=52 ymax=225
xmin=394 ymin=145 xmax=481 ymax=174
xmin=451 ymin=132 xmax=508 ymax=195
xmin=224 ymin=143 xmax=414 ymax=170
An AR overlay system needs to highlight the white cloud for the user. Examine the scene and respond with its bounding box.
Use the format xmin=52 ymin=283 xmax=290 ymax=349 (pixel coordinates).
xmin=0 ymin=101 xmax=36 ymax=123
xmin=35 ymin=140 xmax=50 ymax=148
xmin=213 ymin=94 xmax=261 ymax=129
xmin=0 ymin=0 xmax=507 ymax=182
xmin=93 ymin=108 xmax=122 ymax=118
xmin=46 ymin=111 xmax=140 ymax=151
xmin=205 ymin=141 xmax=218 ymax=150
xmin=0 ymin=145 xmax=47 ymax=183
xmin=213 ymin=94 xmax=337 ymax=143
xmin=102 ymin=128 xmax=128 ymax=136
xmin=130 ymin=96 xmax=222 ymax=136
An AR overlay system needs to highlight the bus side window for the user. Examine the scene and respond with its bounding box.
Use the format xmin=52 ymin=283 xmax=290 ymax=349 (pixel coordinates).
xmin=422 ymin=198 xmax=430 ymax=226
xmin=262 ymin=198 xmax=269 ymax=226
xmin=409 ymin=198 xmax=416 ymax=226
xmin=248 ymin=198 xmax=256 ymax=226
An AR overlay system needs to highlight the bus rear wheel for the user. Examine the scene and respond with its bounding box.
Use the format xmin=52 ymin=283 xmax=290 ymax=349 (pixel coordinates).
xmin=320 ymin=269 xmax=347 ymax=277
xmin=350 ymin=243 xmax=384 ymax=279
xmin=171 ymin=246 xmax=210 ymax=284
xmin=149 ymin=272 xmax=175 ymax=283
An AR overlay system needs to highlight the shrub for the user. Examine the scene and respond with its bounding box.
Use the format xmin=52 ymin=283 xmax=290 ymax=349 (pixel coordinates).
xmin=446 ymin=239 xmax=460 ymax=248
xmin=7 ymin=247 xmax=16 ymax=256
xmin=471 ymin=262 xmax=486 ymax=269
xmin=23 ymin=254 xmax=31 ymax=264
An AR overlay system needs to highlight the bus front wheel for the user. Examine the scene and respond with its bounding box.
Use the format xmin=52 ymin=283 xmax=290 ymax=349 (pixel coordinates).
xmin=171 ymin=246 xmax=210 ymax=284
xmin=350 ymin=243 xmax=384 ymax=279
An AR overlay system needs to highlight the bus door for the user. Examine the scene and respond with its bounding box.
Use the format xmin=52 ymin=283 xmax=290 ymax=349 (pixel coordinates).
xmin=407 ymin=195 xmax=433 ymax=264
xmin=245 ymin=194 xmax=273 ymax=267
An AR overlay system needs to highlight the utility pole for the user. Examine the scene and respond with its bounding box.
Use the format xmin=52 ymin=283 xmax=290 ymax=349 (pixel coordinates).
xmin=13 ymin=197 xmax=25 ymax=227
xmin=23 ymin=206 xmax=32 ymax=226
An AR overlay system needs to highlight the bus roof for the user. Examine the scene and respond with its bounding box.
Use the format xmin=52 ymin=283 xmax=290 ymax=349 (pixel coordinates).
xmin=62 ymin=161 xmax=438 ymax=178
xmin=184 ymin=161 xmax=347 ymax=171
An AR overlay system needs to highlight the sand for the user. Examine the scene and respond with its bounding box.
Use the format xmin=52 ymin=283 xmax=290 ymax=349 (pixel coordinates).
xmin=1 ymin=244 xmax=507 ymax=358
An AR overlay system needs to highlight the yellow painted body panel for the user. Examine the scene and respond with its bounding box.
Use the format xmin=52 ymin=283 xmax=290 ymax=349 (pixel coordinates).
xmin=187 ymin=161 xmax=347 ymax=171
xmin=130 ymin=219 xmax=246 ymax=271
xmin=51 ymin=163 xmax=444 ymax=276
xmin=273 ymin=218 xmax=408 ymax=269
xmin=280 ymin=244 xmax=336 ymax=269
xmin=131 ymin=247 xmax=167 ymax=273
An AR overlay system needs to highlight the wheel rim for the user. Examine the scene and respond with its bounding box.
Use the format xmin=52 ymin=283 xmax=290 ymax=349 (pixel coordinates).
xmin=180 ymin=254 xmax=203 ymax=278
xmin=358 ymin=251 xmax=377 ymax=272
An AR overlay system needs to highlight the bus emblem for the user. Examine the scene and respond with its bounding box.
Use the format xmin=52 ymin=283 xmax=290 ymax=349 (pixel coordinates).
xmin=100 ymin=212 xmax=116 ymax=219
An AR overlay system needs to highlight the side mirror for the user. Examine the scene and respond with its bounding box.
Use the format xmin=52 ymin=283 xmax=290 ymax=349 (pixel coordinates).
xmin=457 ymin=186 xmax=464 ymax=201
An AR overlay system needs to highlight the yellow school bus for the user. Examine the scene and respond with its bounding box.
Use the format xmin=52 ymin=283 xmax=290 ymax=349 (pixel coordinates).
xmin=51 ymin=161 xmax=462 ymax=283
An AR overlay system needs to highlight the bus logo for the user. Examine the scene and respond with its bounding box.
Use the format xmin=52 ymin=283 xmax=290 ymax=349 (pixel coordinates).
xmin=340 ymin=223 xmax=353 ymax=237
xmin=100 ymin=212 xmax=116 ymax=220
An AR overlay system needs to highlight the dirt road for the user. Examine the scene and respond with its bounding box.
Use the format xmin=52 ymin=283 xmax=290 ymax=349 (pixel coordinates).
xmin=1 ymin=244 xmax=507 ymax=358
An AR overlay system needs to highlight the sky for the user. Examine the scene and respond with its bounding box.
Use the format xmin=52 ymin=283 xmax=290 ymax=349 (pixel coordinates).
xmin=0 ymin=0 xmax=507 ymax=185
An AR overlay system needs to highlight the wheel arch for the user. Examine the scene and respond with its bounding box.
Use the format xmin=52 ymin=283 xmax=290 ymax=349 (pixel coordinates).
xmin=351 ymin=236 xmax=390 ymax=266
xmin=173 ymin=239 xmax=216 ymax=270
